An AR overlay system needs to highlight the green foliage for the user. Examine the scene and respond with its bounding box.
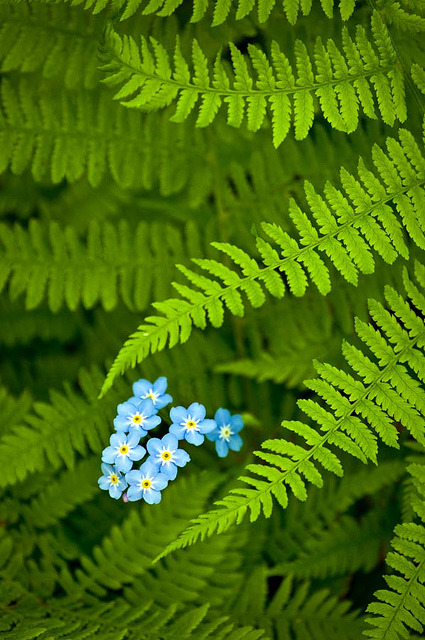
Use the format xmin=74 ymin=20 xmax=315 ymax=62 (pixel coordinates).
xmin=365 ymin=454 xmax=425 ymax=639
xmin=2 ymin=0 xmax=425 ymax=638
xmin=0 ymin=218 xmax=203 ymax=311
xmin=102 ymin=124 xmax=425 ymax=394
xmin=156 ymin=263 xmax=425 ymax=557
xmin=101 ymin=12 xmax=406 ymax=146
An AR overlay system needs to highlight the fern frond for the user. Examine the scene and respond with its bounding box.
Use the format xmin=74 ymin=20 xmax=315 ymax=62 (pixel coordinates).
xmin=270 ymin=510 xmax=396 ymax=578
xmin=0 ymin=218 xmax=203 ymax=311
xmin=377 ymin=0 xmax=425 ymax=32
xmin=109 ymin=0 xmax=359 ymax=24
xmin=101 ymin=13 xmax=405 ymax=147
xmin=365 ymin=454 xmax=425 ymax=639
xmin=155 ymin=263 xmax=425 ymax=559
xmin=0 ymin=2 xmax=103 ymax=88
xmin=0 ymin=366 xmax=123 ymax=488
xmin=0 ymin=78 xmax=210 ymax=194
xmin=101 ymin=125 xmax=425 ymax=395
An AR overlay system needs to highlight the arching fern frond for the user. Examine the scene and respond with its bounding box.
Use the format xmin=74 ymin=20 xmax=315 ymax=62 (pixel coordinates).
xmin=365 ymin=455 xmax=425 ymax=639
xmin=101 ymin=125 xmax=425 ymax=395
xmin=0 ymin=78 xmax=211 ymax=194
xmin=155 ymin=262 xmax=425 ymax=559
xmin=112 ymin=0 xmax=358 ymax=25
xmin=100 ymin=12 xmax=406 ymax=147
xmin=0 ymin=218 xmax=202 ymax=311
xmin=0 ymin=2 xmax=103 ymax=88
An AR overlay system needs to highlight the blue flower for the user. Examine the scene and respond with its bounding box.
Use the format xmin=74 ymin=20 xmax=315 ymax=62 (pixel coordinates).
xmin=98 ymin=463 xmax=127 ymax=499
xmin=125 ymin=459 xmax=169 ymax=503
xmin=113 ymin=398 xmax=161 ymax=436
xmin=130 ymin=376 xmax=172 ymax=410
xmin=169 ymin=402 xmax=216 ymax=446
xmin=102 ymin=432 xmax=146 ymax=473
xmin=147 ymin=433 xmax=191 ymax=480
xmin=206 ymin=408 xmax=244 ymax=458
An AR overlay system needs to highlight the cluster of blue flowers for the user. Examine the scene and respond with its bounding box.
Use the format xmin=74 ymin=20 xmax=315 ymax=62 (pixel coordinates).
xmin=98 ymin=377 xmax=244 ymax=503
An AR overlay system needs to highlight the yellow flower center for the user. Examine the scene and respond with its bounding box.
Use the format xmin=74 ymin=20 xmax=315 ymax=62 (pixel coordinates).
xmin=146 ymin=392 xmax=156 ymax=399
xmin=141 ymin=479 xmax=152 ymax=489
xmin=186 ymin=420 xmax=197 ymax=429
xmin=161 ymin=451 xmax=171 ymax=461
xmin=119 ymin=445 xmax=129 ymax=455
xmin=220 ymin=426 xmax=232 ymax=440
xmin=109 ymin=474 xmax=119 ymax=485
xmin=132 ymin=415 xmax=142 ymax=423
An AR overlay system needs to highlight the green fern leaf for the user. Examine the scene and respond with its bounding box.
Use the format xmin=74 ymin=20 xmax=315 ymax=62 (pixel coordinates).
xmin=154 ymin=263 xmax=425 ymax=559
xmin=101 ymin=125 xmax=424 ymax=395
xmin=100 ymin=13 xmax=405 ymax=146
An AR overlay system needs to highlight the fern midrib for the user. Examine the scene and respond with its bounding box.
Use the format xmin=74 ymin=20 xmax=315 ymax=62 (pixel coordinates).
xmin=172 ymin=319 xmax=425 ymax=549
xmin=127 ymin=177 xmax=424 ymax=357
xmin=111 ymin=53 xmax=397 ymax=98
xmin=376 ymin=549 xmax=425 ymax=639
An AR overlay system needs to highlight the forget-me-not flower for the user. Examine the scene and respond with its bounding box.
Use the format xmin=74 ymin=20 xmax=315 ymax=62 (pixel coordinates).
xmin=147 ymin=433 xmax=190 ymax=480
xmin=125 ymin=459 xmax=169 ymax=503
xmin=130 ymin=376 xmax=172 ymax=410
xmin=102 ymin=432 xmax=146 ymax=473
xmin=98 ymin=463 xmax=127 ymax=499
xmin=113 ymin=398 xmax=161 ymax=436
xmin=206 ymin=408 xmax=244 ymax=457
xmin=169 ymin=402 xmax=216 ymax=446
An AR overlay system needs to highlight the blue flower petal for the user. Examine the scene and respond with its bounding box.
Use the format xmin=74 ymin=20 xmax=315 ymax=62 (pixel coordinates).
xmin=144 ymin=488 xmax=162 ymax=504
xmin=117 ymin=400 xmax=138 ymax=416
xmin=231 ymin=415 xmax=244 ymax=433
xmin=206 ymin=430 xmax=220 ymax=442
xmin=153 ymin=376 xmax=168 ymax=395
xmin=169 ymin=423 xmax=186 ymax=439
xmin=117 ymin=477 xmax=128 ymax=491
xmin=102 ymin=446 xmax=117 ymax=464
xmin=214 ymin=408 xmax=231 ymax=426
xmin=139 ymin=458 xmax=159 ymax=478
xmin=172 ymin=449 xmax=190 ymax=467
xmin=170 ymin=406 xmax=188 ymax=424
xmin=109 ymin=484 xmax=122 ymax=499
xmin=129 ymin=445 xmax=146 ymax=461
xmin=98 ymin=476 xmax=110 ymax=489
xmin=137 ymin=397 xmax=157 ymax=416
xmin=133 ymin=379 xmax=150 ymax=397
xmin=114 ymin=416 xmax=130 ymax=431
xmin=162 ymin=433 xmax=178 ymax=450
xmin=199 ymin=419 xmax=216 ymax=434
xmin=109 ymin=433 xmax=122 ymax=447
xmin=216 ymin=439 xmax=229 ymax=458
xmin=101 ymin=463 xmax=114 ymax=476
xmin=115 ymin=456 xmax=133 ymax=473
xmin=186 ymin=430 xmax=204 ymax=446
xmin=153 ymin=473 xmax=169 ymax=491
xmin=143 ymin=415 xmax=161 ymax=430
xmin=154 ymin=393 xmax=173 ymax=409
xmin=147 ymin=438 xmax=162 ymax=456
xmin=127 ymin=485 xmax=143 ymax=501
xmin=228 ymin=434 xmax=243 ymax=451
xmin=160 ymin=463 xmax=177 ymax=480
xmin=188 ymin=402 xmax=206 ymax=421
xmin=125 ymin=470 xmax=142 ymax=485
xmin=127 ymin=431 xmax=142 ymax=448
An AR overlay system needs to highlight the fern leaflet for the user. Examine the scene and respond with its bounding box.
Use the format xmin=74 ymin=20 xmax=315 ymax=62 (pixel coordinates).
xmin=101 ymin=125 xmax=425 ymax=395
xmin=365 ymin=453 xmax=425 ymax=639
xmin=154 ymin=263 xmax=425 ymax=559
xmin=100 ymin=12 xmax=406 ymax=146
